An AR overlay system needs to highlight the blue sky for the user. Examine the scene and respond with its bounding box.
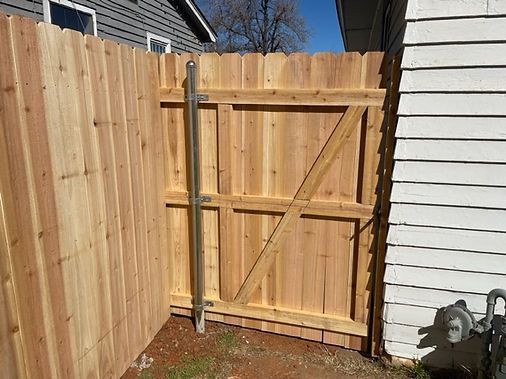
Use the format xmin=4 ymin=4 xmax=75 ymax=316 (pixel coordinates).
xmin=299 ymin=0 xmax=344 ymax=53
xmin=197 ymin=0 xmax=345 ymax=53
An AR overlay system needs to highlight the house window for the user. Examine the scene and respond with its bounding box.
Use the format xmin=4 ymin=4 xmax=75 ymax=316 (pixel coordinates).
xmin=43 ymin=0 xmax=97 ymax=36
xmin=147 ymin=32 xmax=171 ymax=54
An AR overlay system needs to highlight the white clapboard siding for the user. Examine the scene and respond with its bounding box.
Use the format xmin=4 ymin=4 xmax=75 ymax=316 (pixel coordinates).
xmin=490 ymin=0 xmax=506 ymax=14
xmin=383 ymin=324 xmax=482 ymax=354
xmin=384 ymin=265 xmax=506 ymax=294
xmin=384 ymin=286 xmax=504 ymax=315
xmin=383 ymin=303 xmax=449 ymax=327
xmin=394 ymin=139 xmax=506 ymax=163
xmin=406 ymin=0 xmax=506 ymax=19
xmin=384 ymin=324 xmax=483 ymax=354
xmin=392 ymin=161 xmax=506 ymax=186
xmin=384 ymin=341 xmax=480 ymax=367
xmin=387 ymin=225 xmax=506 ymax=254
xmin=391 ymin=183 xmax=506 ymax=209
xmin=386 ymin=246 xmax=506 ymax=275
xmin=389 ymin=203 xmax=506 ymax=232
xmin=384 ymin=324 xmax=431 ymax=346
xmin=404 ymin=17 xmax=506 ymax=45
xmin=402 ymin=44 xmax=506 ymax=68
xmin=405 ymin=0 xmax=488 ymax=20
xmin=400 ymin=68 xmax=506 ymax=92
xmin=385 ymin=0 xmax=506 ymax=367
xmin=398 ymin=94 xmax=506 ymax=116
xmin=396 ymin=117 xmax=506 ymax=140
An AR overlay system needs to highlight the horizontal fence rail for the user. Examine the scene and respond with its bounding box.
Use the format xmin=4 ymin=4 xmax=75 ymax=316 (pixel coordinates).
xmin=160 ymin=87 xmax=386 ymax=106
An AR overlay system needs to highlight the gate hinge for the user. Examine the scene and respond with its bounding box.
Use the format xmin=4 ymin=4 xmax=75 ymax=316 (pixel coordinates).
xmin=185 ymin=93 xmax=209 ymax=102
xmin=193 ymin=300 xmax=214 ymax=312
xmin=188 ymin=195 xmax=212 ymax=204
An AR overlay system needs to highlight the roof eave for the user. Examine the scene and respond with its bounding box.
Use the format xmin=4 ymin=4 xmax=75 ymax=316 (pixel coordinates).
xmin=182 ymin=0 xmax=217 ymax=43
xmin=335 ymin=0 xmax=348 ymax=51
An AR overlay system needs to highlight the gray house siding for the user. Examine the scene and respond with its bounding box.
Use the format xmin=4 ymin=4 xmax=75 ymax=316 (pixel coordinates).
xmin=0 ymin=0 xmax=204 ymax=53
xmin=367 ymin=0 xmax=408 ymax=84
xmin=383 ymin=0 xmax=407 ymax=57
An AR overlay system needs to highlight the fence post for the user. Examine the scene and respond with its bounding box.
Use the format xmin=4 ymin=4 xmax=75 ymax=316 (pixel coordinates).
xmin=185 ymin=60 xmax=206 ymax=333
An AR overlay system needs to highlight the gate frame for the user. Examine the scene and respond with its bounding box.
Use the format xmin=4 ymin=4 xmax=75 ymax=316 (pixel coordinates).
xmin=161 ymin=52 xmax=388 ymax=353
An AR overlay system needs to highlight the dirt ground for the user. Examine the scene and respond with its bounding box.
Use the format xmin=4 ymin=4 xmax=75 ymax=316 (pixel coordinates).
xmin=121 ymin=316 xmax=471 ymax=379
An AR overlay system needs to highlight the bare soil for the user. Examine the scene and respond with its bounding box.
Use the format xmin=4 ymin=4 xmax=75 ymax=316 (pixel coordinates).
xmin=121 ymin=316 xmax=415 ymax=379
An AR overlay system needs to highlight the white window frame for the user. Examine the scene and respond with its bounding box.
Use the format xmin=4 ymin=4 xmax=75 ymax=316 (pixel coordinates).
xmin=43 ymin=0 xmax=98 ymax=36
xmin=147 ymin=32 xmax=171 ymax=53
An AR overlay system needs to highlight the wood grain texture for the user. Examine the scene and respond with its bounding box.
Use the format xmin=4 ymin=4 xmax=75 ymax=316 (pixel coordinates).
xmin=234 ymin=105 xmax=367 ymax=305
xmin=159 ymin=87 xmax=386 ymax=106
xmin=170 ymin=294 xmax=368 ymax=337
xmin=0 ymin=14 xmax=168 ymax=378
xmin=165 ymin=191 xmax=374 ymax=219
xmin=0 ymin=13 xmax=387 ymax=373
xmin=161 ymin=52 xmax=386 ymax=351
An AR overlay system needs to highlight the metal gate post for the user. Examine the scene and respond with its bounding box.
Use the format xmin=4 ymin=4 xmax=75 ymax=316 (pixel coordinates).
xmin=185 ymin=60 xmax=208 ymax=333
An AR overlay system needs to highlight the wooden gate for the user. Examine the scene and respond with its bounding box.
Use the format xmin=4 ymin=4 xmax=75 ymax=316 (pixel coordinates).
xmin=160 ymin=52 xmax=386 ymax=351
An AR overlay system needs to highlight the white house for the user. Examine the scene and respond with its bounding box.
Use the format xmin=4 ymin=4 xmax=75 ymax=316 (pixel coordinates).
xmin=337 ymin=0 xmax=506 ymax=369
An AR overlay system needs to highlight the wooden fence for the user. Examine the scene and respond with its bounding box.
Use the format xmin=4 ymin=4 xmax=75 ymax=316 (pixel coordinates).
xmin=0 ymin=12 xmax=387 ymax=379
xmin=160 ymin=51 xmax=386 ymax=351
xmin=0 ymin=15 xmax=167 ymax=378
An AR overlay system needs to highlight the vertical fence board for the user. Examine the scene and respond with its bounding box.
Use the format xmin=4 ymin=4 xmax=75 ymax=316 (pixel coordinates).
xmin=240 ymin=53 xmax=264 ymax=330
xmin=103 ymin=38 xmax=135 ymax=372
xmin=121 ymin=42 xmax=144 ymax=356
xmin=85 ymin=34 xmax=121 ymax=377
xmin=218 ymin=53 xmax=244 ymax=327
xmin=199 ymin=53 xmax=221 ymax=323
xmin=0 ymin=14 xmax=169 ymax=378
xmin=320 ymin=52 xmax=363 ymax=348
xmin=0 ymin=14 xmax=40 ymax=379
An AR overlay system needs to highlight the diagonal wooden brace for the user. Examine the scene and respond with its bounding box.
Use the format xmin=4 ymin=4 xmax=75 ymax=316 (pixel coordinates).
xmin=234 ymin=106 xmax=367 ymax=304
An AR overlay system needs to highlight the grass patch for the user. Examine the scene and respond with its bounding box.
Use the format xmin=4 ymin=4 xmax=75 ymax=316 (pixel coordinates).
xmin=165 ymin=356 xmax=215 ymax=379
xmin=217 ymin=331 xmax=237 ymax=351
xmin=138 ymin=370 xmax=155 ymax=379
xmin=404 ymin=361 xmax=431 ymax=379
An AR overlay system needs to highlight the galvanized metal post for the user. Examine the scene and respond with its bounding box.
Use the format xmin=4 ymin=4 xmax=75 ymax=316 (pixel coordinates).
xmin=185 ymin=60 xmax=205 ymax=333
